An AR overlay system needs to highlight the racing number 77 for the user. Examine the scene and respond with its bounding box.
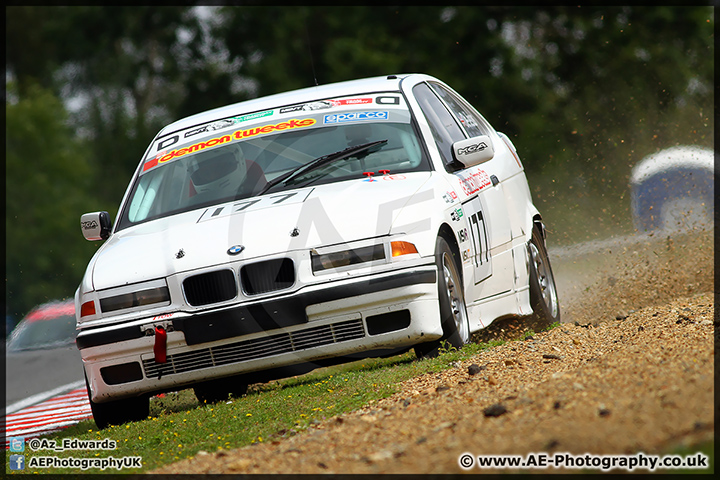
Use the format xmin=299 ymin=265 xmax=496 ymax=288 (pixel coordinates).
xmin=469 ymin=210 xmax=489 ymax=265
xmin=464 ymin=195 xmax=491 ymax=284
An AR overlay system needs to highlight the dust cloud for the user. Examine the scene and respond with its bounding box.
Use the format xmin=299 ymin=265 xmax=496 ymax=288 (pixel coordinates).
xmin=550 ymin=226 xmax=714 ymax=325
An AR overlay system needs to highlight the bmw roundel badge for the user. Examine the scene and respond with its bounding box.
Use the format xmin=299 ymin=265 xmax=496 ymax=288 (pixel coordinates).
xmin=227 ymin=245 xmax=245 ymax=255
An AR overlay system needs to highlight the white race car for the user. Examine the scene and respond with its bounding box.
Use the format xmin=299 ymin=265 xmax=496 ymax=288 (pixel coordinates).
xmin=76 ymin=74 xmax=560 ymax=428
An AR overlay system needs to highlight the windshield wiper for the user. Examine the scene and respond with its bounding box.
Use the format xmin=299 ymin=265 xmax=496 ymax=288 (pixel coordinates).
xmin=258 ymin=139 xmax=388 ymax=195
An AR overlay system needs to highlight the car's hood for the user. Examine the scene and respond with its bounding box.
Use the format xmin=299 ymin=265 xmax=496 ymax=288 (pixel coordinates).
xmin=90 ymin=173 xmax=432 ymax=290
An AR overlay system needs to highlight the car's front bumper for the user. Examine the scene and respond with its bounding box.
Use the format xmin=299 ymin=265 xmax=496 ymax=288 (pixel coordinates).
xmin=79 ymin=263 xmax=442 ymax=403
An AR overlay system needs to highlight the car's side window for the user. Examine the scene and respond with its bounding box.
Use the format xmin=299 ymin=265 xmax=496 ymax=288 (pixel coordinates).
xmin=428 ymin=82 xmax=491 ymax=138
xmin=127 ymin=172 xmax=163 ymax=222
xmin=412 ymin=82 xmax=466 ymax=169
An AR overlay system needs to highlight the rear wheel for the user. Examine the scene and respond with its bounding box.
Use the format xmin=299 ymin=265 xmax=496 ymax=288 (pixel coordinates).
xmin=415 ymin=236 xmax=469 ymax=359
xmin=528 ymin=224 xmax=560 ymax=328
xmin=193 ymin=375 xmax=248 ymax=404
xmin=86 ymin=374 xmax=149 ymax=429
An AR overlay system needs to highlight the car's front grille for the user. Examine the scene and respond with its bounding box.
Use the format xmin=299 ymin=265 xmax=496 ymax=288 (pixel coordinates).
xmin=240 ymin=258 xmax=295 ymax=295
xmin=142 ymin=318 xmax=365 ymax=378
xmin=183 ymin=270 xmax=238 ymax=306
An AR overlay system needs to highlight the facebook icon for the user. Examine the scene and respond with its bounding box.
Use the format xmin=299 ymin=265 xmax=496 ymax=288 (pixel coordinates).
xmin=9 ymin=454 xmax=25 ymax=470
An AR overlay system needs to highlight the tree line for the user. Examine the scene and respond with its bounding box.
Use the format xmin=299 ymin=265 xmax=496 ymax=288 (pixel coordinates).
xmin=5 ymin=6 xmax=713 ymax=320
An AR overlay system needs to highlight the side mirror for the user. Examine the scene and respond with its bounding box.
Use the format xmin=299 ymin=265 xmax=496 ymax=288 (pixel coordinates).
xmin=81 ymin=211 xmax=112 ymax=241
xmin=451 ymin=135 xmax=494 ymax=168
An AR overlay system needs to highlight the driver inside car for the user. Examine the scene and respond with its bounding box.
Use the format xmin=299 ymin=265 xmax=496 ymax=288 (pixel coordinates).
xmin=187 ymin=144 xmax=267 ymax=198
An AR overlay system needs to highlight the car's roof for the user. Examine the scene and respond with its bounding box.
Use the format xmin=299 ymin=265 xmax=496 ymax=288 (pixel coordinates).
xmin=158 ymin=73 xmax=432 ymax=137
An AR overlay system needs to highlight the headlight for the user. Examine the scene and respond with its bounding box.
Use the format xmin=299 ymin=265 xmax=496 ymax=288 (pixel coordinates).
xmin=99 ymin=286 xmax=170 ymax=313
xmin=311 ymin=244 xmax=385 ymax=273
xmin=311 ymin=239 xmax=420 ymax=274
xmin=96 ymin=279 xmax=171 ymax=314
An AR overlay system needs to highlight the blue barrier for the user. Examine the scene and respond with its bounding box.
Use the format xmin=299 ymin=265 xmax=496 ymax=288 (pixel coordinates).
xmin=630 ymin=146 xmax=714 ymax=232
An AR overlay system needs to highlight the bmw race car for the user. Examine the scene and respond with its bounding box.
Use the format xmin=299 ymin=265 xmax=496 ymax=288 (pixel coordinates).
xmin=76 ymin=73 xmax=560 ymax=428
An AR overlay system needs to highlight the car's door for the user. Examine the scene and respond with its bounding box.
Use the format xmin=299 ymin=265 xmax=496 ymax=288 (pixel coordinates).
xmin=412 ymin=82 xmax=513 ymax=302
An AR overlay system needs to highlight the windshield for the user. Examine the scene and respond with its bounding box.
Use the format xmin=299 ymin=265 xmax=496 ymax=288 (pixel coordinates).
xmin=117 ymin=95 xmax=429 ymax=230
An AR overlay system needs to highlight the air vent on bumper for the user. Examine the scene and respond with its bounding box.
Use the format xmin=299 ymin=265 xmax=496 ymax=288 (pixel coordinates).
xmin=143 ymin=318 xmax=365 ymax=378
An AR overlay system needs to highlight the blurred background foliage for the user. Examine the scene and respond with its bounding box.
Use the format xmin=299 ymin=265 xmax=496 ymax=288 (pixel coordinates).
xmin=5 ymin=5 xmax=714 ymax=319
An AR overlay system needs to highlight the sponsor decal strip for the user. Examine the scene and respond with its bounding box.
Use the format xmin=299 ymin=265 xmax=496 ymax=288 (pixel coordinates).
xmin=184 ymin=110 xmax=275 ymax=139
xmin=457 ymin=169 xmax=492 ymax=195
xmin=443 ymin=190 xmax=458 ymax=203
xmin=144 ymin=118 xmax=316 ymax=172
xmin=324 ymin=111 xmax=389 ymax=124
xmin=234 ymin=110 xmax=274 ymax=122
xmin=279 ymin=98 xmax=373 ymax=114
xmin=330 ymin=97 xmax=373 ymax=106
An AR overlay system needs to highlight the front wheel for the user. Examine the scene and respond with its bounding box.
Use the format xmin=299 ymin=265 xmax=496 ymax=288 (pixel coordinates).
xmin=415 ymin=236 xmax=470 ymax=359
xmin=85 ymin=374 xmax=149 ymax=430
xmin=528 ymin=224 xmax=560 ymax=328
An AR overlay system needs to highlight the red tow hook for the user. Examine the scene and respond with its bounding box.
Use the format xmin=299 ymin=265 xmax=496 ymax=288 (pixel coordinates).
xmin=154 ymin=325 xmax=167 ymax=364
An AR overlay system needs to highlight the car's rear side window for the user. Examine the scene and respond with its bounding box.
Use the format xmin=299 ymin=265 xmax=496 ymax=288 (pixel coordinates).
xmin=428 ymin=82 xmax=492 ymax=138
xmin=412 ymin=82 xmax=466 ymax=168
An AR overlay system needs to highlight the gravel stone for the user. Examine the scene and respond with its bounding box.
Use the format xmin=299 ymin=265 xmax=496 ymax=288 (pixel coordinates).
xmin=467 ymin=364 xmax=483 ymax=375
xmin=483 ymin=404 xmax=508 ymax=417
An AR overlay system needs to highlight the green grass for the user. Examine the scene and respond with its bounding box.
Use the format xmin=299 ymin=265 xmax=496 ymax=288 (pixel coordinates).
xmin=664 ymin=440 xmax=714 ymax=475
xmin=7 ymin=341 xmax=495 ymax=474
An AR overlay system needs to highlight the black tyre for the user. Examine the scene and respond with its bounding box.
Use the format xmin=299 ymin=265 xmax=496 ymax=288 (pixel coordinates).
xmin=86 ymin=375 xmax=149 ymax=430
xmin=414 ymin=236 xmax=470 ymax=359
xmin=193 ymin=375 xmax=248 ymax=404
xmin=528 ymin=224 xmax=560 ymax=328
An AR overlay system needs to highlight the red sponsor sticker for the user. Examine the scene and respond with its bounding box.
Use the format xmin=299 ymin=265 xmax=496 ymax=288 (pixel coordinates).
xmin=457 ymin=169 xmax=491 ymax=195
xmin=143 ymin=158 xmax=159 ymax=172
xmin=329 ymin=98 xmax=373 ymax=106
